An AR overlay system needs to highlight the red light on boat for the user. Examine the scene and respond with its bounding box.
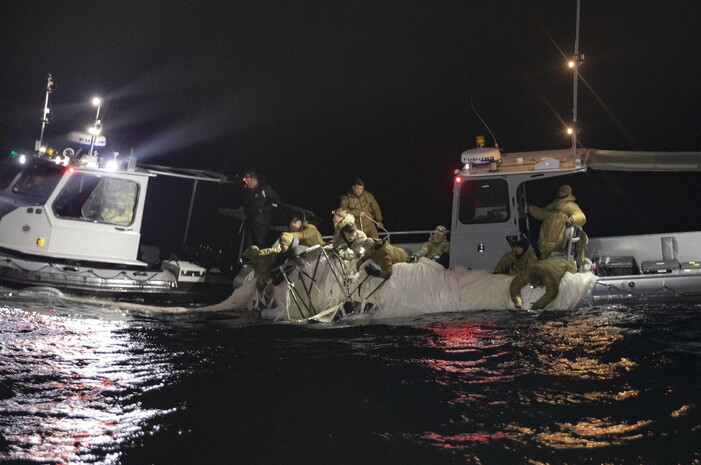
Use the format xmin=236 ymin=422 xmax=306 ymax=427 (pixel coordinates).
xmin=454 ymin=175 xmax=463 ymax=183
xmin=67 ymin=167 xmax=75 ymax=173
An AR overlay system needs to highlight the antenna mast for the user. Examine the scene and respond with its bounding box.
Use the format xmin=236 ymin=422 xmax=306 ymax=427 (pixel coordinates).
xmin=37 ymin=73 xmax=55 ymax=150
xmin=571 ymin=0 xmax=582 ymax=162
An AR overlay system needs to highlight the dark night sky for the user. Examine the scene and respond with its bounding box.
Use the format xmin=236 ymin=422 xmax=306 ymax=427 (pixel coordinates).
xmin=1 ymin=1 xmax=700 ymax=251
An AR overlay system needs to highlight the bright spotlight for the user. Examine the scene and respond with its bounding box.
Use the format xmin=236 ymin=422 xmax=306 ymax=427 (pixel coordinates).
xmin=566 ymin=127 xmax=574 ymax=135
xmin=568 ymin=60 xmax=576 ymax=69
xmin=92 ymin=97 xmax=102 ymax=106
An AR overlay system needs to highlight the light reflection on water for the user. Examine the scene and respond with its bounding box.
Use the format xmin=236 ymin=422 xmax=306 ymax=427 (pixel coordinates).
xmin=0 ymin=301 xmax=178 ymax=464
xmin=1 ymin=289 xmax=700 ymax=464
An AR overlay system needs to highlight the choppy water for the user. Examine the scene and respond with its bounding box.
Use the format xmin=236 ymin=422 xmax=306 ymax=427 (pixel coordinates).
xmin=1 ymin=287 xmax=700 ymax=465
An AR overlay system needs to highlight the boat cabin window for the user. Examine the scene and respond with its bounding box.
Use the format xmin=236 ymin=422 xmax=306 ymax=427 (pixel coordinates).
xmin=459 ymin=179 xmax=510 ymax=224
xmin=0 ymin=160 xmax=24 ymax=190
xmin=53 ymin=174 xmax=139 ymax=226
xmin=3 ymin=161 xmax=62 ymax=198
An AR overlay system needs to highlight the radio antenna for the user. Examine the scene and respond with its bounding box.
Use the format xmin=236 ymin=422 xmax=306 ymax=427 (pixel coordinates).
xmin=470 ymin=100 xmax=500 ymax=150
xmin=570 ymin=0 xmax=582 ymax=162
xmin=38 ymin=73 xmax=55 ymax=150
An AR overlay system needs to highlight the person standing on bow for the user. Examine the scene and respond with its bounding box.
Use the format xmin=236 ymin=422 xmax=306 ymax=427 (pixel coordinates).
xmin=339 ymin=178 xmax=384 ymax=239
xmin=242 ymin=171 xmax=280 ymax=250
xmin=528 ymin=184 xmax=586 ymax=259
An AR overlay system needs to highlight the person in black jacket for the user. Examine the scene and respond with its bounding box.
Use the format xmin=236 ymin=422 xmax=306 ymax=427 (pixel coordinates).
xmin=242 ymin=171 xmax=280 ymax=249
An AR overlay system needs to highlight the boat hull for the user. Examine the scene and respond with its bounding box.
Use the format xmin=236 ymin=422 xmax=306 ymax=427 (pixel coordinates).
xmin=0 ymin=252 xmax=233 ymax=305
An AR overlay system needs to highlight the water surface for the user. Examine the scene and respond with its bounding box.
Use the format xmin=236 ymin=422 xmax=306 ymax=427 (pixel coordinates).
xmin=1 ymin=288 xmax=700 ymax=464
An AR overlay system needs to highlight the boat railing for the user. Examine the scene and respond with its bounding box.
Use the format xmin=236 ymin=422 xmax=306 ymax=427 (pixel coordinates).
xmin=321 ymin=229 xmax=432 ymax=252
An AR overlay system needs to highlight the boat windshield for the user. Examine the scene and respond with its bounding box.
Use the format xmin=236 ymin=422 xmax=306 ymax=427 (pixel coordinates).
xmin=458 ymin=179 xmax=510 ymax=224
xmin=3 ymin=159 xmax=63 ymax=201
xmin=53 ymin=173 xmax=139 ymax=226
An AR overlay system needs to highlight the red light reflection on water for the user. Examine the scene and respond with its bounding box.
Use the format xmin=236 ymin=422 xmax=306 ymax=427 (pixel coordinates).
xmin=413 ymin=322 xmax=512 ymax=381
xmin=420 ymin=430 xmax=506 ymax=450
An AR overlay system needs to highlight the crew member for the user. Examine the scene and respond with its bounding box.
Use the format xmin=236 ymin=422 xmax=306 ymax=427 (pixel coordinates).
xmin=357 ymin=238 xmax=408 ymax=279
xmin=339 ymin=178 xmax=384 ymax=239
xmin=409 ymin=225 xmax=450 ymax=268
xmin=289 ymin=216 xmax=324 ymax=247
xmin=528 ymin=184 xmax=586 ymax=258
xmin=242 ymin=245 xmax=280 ymax=292
xmin=242 ymin=171 xmax=280 ymax=250
xmin=265 ymin=232 xmax=307 ymax=294
xmin=334 ymin=222 xmax=367 ymax=261
xmin=493 ymin=237 xmax=538 ymax=276
xmin=510 ymin=258 xmax=576 ymax=310
xmin=331 ymin=208 xmax=355 ymax=249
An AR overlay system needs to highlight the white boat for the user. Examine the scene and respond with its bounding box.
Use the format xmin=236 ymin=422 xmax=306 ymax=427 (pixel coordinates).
xmin=203 ymin=1 xmax=701 ymax=320
xmin=446 ymin=145 xmax=701 ymax=307
xmin=0 ymin=78 xmax=235 ymax=304
xmin=206 ymin=142 xmax=701 ymax=320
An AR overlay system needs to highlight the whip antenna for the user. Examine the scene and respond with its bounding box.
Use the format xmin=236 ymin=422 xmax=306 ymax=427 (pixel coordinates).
xmin=470 ymin=100 xmax=500 ymax=150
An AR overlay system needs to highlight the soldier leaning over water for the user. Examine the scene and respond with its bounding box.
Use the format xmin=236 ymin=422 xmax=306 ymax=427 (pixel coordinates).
xmin=289 ymin=216 xmax=325 ymax=247
xmin=357 ymin=238 xmax=408 ymax=279
xmin=510 ymin=258 xmax=576 ymax=310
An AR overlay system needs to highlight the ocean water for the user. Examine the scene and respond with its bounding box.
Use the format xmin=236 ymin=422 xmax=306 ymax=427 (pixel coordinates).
xmin=1 ymin=287 xmax=700 ymax=465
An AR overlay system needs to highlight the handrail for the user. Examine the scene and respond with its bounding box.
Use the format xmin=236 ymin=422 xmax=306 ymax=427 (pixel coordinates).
xmin=321 ymin=230 xmax=435 ymax=241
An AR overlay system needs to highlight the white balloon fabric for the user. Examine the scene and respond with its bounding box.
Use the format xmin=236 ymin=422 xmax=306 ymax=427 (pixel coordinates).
xmin=195 ymin=248 xmax=598 ymax=319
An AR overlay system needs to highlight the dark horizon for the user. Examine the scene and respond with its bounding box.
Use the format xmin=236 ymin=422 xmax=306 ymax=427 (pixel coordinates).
xmin=2 ymin=1 xmax=699 ymax=253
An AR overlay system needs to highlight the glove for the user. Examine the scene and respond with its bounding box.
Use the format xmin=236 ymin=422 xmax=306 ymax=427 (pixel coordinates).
xmin=408 ymin=255 xmax=418 ymax=263
xmin=364 ymin=264 xmax=381 ymax=277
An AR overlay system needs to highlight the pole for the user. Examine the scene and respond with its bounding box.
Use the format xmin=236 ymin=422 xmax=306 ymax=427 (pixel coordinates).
xmin=572 ymin=0 xmax=581 ymax=160
xmin=89 ymin=99 xmax=102 ymax=156
xmin=183 ymin=179 xmax=199 ymax=246
xmin=38 ymin=74 xmax=54 ymax=149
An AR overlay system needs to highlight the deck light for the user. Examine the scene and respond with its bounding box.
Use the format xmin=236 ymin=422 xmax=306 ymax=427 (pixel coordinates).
xmin=568 ymin=60 xmax=576 ymax=69
xmin=19 ymin=154 xmax=26 ymax=164
xmin=566 ymin=127 xmax=574 ymax=135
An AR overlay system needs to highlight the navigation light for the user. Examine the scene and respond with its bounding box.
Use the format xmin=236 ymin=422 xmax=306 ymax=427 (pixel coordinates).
xmin=454 ymin=175 xmax=463 ymax=183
